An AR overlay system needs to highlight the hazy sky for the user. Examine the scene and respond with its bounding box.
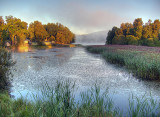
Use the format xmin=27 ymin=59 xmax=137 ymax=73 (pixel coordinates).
xmin=0 ymin=0 xmax=159 ymax=34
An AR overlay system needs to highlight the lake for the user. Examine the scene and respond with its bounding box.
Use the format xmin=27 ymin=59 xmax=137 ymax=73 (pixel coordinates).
xmin=10 ymin=47 xmax=160 ymax=113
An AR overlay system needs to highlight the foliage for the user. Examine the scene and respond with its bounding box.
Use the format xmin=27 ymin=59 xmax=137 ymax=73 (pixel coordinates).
xmin=106 ymin=18 xmax=160 ymax=47
xmin=5 ymin=16 xmax=28 ymax=46
xmin=0 ymin=81 xmax=120 ymax=117
xmin=112 ymin=35 xmax=126 ymax=45
xmin=0 ymin=15 xmax=75 ymax=47
xmin=1 ymin=80 xmax=160 ymax=117
xmin=0 ymin=48 xmax=14 ymax=90
xmin=126 ymin=35 xmax=139 ymax=45
xmin=28 ymin=21 xmax=49 ymax=45
xmin=44 ymin=23 xmax=75 ymax=44
xmin=106 ymin=26 xmax=118 ymax=44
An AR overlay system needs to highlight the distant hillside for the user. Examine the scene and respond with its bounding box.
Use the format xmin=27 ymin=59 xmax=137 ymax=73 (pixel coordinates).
xmin=75 ymin=30 xmax=107 ymax=45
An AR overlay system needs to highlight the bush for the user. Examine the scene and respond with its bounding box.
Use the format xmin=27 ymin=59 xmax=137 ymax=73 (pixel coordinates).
xmin=0 ymin=48 xmax=15 ymax=91
xmin=112 ymin=35 xmax=127 ymax=45
xmin=126 ymin=35 xmax=139 ymax=45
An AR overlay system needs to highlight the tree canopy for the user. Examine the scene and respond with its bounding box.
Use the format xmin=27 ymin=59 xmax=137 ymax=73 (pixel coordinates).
xmin=106 ymin=18 xmax=160 ymax=46
xmin=0 ymin=15 xmax=75 ymax=46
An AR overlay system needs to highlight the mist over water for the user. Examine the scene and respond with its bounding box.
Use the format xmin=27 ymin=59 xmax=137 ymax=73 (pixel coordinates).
xmin=10 ymin=47 xmax=160 ymax=114
xmin=75 ymin=31 xmax=107 ymax=45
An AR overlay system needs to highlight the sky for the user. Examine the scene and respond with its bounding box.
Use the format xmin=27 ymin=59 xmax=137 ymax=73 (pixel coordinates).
xmin=0 ymin=0 xmax=159 ymax=34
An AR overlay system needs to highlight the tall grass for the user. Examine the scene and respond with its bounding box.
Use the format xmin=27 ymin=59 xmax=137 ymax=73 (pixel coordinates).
xmin=1 ymin=81 xmax=160 ymax=117
xmin=0 ymin=81 xmax=120 ymax=117
xmin=128 ymin=94 xmax=160 ymax=117
xmin=87 ymin=46 xmax=160 ymax=80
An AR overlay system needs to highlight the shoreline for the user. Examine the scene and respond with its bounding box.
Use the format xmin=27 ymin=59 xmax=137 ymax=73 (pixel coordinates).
xmin=86 ymin=44 xmax=160 ymax=80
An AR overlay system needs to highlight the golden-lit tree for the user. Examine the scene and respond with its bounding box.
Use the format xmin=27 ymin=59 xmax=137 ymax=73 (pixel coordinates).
xmin=152 ymin=19 xmax=160 ymax=38
xmin=0 ymin=16 xmax=4 ymax=45
xmin=28 ymin=21 xmax=49 ymax=44
xmin=133 ymin=18 xmax=143 ymax=39
xmin=5 ymin=16 xmax=28 ymax=46
xmin=106 ymin=18 xmax=160 ymax=46
xmin=44 ymin=23 xmax=75 ymax=44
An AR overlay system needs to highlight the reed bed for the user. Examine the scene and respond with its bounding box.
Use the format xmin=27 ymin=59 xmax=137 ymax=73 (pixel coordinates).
xmin=0 ymin=81 xmax=119 ymax=117
xmin=1 ymin=80 xmax=160 ymax=117
xmin=86 ymin=45 xmax=160 ymax=80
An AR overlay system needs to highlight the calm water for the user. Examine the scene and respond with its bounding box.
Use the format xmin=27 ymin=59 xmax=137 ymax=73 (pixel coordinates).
xmin=10 ymin=47 xmax=160 ymax=113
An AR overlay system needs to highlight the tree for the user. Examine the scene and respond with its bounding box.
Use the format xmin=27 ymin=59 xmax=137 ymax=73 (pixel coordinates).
xmin=44 ymin=23 xmax=75 ymax=44
xmin=133 ymin=18 xmax=143 ymax=39
xmin=56 ymin=31 xmax=65 ymax=44
xmin=48 ymin=35 xmax=55 ymax=42
xmin=112 ymin=35 xmax=126 ymax=45
xmin=126 ymin=35 xmax=138 ymax=45
xmin=0 ymin=16 xmax=4 ymax=46
xmin=115 ymin=28 xmax=123 ymax=36
xmin=5 ymin=16 xmax=28 ymax=46
xmin=120 ymin=23 xmax=133 ymax=36
xmin=106 ymin=26 xmax=118 ymax=44
xmin=44 ymin=23 xmax=58 ymax=38
xmin=28 ymin=21 xmax=49 ymax=44
xmin=152 ymin=19 xmax=160 ymax=38
xmin=142 ymin=25 xmax=150 ymax=39
xmin=106 ymin=18 xmax=160 ymax=46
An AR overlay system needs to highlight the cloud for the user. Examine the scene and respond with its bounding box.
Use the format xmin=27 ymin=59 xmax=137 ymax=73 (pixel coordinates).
xmin=42 ymin=1 xmax=124 ymax=34
xmin=0 ymin=0 xmax=159 ymax=34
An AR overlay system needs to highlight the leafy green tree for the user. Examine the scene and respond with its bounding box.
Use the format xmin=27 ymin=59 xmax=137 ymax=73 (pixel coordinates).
xmin=112 ymin=35 xmax=126 ymax=45
xmin=106 ymin=26 xmax=118 ymax=44
xmin=126 ymin=35 xmax=139 ymax=45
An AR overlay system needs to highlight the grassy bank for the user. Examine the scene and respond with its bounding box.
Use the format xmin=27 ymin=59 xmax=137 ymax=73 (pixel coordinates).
xmin=86 ymin=45 xmax=160 ymax=80
xmin=1 ymin=81 xmax=160 ymax=117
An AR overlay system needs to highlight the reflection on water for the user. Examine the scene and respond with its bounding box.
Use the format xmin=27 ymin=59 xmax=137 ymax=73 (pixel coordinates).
xmin=15 ymin=45 xmax=30 ymax=53
xmin=10 ymin=47 xmax=160 ymax=113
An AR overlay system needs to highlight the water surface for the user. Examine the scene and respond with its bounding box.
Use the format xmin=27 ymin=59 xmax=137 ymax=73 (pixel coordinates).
xmin=10 ymin=47 xmax=160 ymax=113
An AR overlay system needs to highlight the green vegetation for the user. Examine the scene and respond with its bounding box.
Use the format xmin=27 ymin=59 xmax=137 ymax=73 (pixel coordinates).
xmin=0 ymin=81 xmax=119 ymax=117
xmin=0 ymin=16 xmax=75 ymax=47
xmin=0 ymin=48 xmax=14 ymax=91
xmin=106 ymin=18 xmax=160 ymax=46
xmin=87 ymin=45 xmax=160 ymax=80
xmin=0 ymin=46 xmax=160 ymax=116
xmin=1 ymin=81 xmax=160 ymax=117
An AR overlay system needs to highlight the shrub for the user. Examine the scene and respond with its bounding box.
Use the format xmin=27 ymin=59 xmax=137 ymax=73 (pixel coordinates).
xmin=0 ymin=48 xmax=15 ymax=91
xmin=112 ymin=35 xmax=127 ymax=45
xmin=126 ymin=35 xmax=139 ymax=45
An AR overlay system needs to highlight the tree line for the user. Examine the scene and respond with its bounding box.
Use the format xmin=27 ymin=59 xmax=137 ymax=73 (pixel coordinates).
xmin=106 ymin=18 xmax=160 ymax=46
xmin=0 ymin=16 xmax=75 ymax=46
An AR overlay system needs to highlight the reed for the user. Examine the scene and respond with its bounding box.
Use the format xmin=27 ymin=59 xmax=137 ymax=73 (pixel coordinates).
xmin=1 ymin=81 xmax=160 ymax=117
xmin=0 ymin=81 xmax=119 ymax=117
xmin=87 ymin=45 xmax=160 ymax=80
